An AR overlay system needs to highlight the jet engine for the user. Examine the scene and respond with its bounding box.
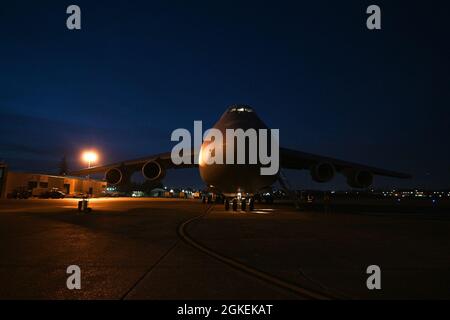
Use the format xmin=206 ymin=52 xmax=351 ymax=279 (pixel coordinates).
xmin=142 ymin=160 xmax=165 ymax=181
xmin=310 ymin=162 xmax=335 ymax=183
xmin=105 ymin=167 xmax=126 ymax=185
xmin=345 ymin=169 xmax=373 ymax=188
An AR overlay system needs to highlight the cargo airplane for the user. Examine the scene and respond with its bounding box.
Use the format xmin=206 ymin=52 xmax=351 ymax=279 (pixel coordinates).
xmin=71 ymin=105 xmax=411 ymax=210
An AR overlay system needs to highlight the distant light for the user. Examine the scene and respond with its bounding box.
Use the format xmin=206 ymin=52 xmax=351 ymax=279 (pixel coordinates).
xmin=82 ymin=150 xmax=98 ymax=164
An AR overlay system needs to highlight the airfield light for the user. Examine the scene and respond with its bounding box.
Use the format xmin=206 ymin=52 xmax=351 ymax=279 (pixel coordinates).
xmin=82 ymin=150 xmax=98 ymax=168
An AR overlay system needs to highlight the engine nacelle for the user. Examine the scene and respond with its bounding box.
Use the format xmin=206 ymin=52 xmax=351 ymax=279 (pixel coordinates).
xmin=310 ymin=162 xmax=335 ymax=183
xmin=345 ymin=169 xmax=373 ymax=188
xmin=142 ymin=160 xmax=165 ymax=181
xmin=105 ymin=167 xmax=125 ymax=186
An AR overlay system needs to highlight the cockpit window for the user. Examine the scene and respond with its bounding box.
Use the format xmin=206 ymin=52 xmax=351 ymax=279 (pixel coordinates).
xmin=228 ymin=105 xmax=253 ymax=113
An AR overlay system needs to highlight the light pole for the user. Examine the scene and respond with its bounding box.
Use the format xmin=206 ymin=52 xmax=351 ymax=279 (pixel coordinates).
xmin=82 ymin=150 xmax=98 ymax=178
xmin=81 ymin=150 xmax=98 ymax=199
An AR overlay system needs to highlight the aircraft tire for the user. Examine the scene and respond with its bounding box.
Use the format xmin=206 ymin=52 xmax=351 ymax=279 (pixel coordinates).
xmin=232 ymin=199 xmax=238 ymax=211
xmin=249 ymin=198 xmax=255 ymax=211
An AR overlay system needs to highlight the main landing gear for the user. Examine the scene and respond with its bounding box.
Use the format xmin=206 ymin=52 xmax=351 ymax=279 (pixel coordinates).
xmin=202 ymin=194 xmax=213 ymax=204
xmin=224 ymin=197 xmax=255 ymax=212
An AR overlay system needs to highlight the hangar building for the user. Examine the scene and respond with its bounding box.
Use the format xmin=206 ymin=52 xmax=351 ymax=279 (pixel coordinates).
xmin=0 ymin=163 xmax=106 ymax=198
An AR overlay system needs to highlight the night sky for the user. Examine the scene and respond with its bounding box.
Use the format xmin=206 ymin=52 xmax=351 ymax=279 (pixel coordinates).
xmin=1 ymin=0 xmax=449 ymax=190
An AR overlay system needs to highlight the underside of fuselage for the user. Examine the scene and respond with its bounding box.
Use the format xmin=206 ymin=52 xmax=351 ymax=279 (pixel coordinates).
xmin=200 ymin=163 xmax=279 ymax=196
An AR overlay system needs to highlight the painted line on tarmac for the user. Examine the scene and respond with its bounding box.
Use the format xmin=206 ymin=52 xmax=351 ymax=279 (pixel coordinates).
xmin=177 ymin=205 xmax=335 ymax=300
xmin=120 ymin=204 xmax=215 ymax=300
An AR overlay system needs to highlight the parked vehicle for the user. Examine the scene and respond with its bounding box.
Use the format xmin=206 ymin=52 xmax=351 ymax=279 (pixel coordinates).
xmin=9 ymin=190 xmax=31 ymax=199
xmin=39 ymin=190 xmax=66 ymax=199
xmin=71 ymin=192 xmax=88 ymax=198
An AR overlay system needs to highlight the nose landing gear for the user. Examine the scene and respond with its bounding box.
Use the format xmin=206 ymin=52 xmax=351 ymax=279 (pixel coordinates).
xmin=232 ymin=198 xmax=238 ymax=211
xmin=224 ymin=197 xmax=255 ymax=212
xmin=249 ymin=197 xmax=255 ymax=211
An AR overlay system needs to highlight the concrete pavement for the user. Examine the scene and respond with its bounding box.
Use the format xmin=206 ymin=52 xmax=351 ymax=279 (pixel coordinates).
xmin=0 ymin=198 xmax=449 ymax=299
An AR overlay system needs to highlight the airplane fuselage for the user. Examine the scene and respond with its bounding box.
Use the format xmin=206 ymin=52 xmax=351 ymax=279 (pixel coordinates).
xmin=198 ymin=106 xmax=278 ymax=196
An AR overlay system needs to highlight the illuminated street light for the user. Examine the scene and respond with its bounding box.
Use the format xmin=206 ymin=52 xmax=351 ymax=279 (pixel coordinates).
xmin=82 ymin=150 xmax=98 ymax=168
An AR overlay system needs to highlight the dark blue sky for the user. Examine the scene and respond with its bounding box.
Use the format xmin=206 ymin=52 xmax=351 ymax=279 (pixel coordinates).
xmin=1 ymin=0 xmax=449 ymax=189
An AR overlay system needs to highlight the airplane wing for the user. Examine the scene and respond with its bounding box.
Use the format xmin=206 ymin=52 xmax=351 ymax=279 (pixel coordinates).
xmin=69 ymin=151 xmax=198 ymax=177
xmin=69 ymin=146 xmax=410 ymax=188
xmin=280 ymin=147 xmax=411 ymax=178
xmin=280 ymin=147 xmax=411 ymax=188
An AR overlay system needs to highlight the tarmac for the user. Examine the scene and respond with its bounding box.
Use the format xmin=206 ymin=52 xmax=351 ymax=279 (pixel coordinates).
xmin=0 ymin=198 xmax=449 ymax=299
